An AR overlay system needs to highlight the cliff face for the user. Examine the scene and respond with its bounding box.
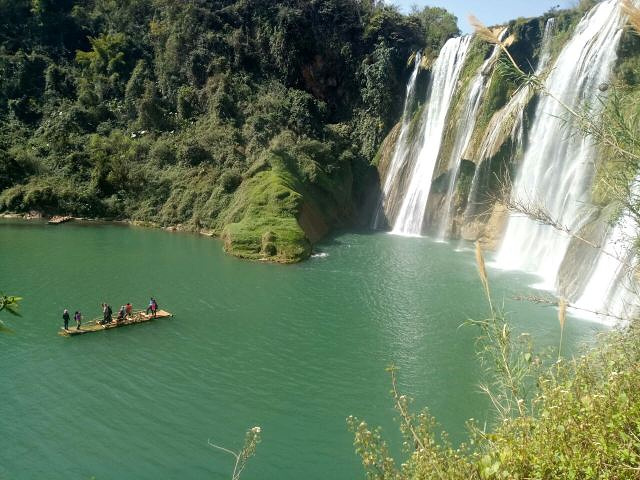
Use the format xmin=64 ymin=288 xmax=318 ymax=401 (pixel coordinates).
xmin=373 ymin=10 xmax=597 ymax=245
xmin=374 ymin=17 xmax=549 ymax=241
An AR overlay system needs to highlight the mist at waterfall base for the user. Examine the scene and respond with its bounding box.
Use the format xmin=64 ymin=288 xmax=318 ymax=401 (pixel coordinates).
xmin=494 ymin=1 xmax=624 ymax=303
xmin=375 ymin=0 xmax=638 ymax=324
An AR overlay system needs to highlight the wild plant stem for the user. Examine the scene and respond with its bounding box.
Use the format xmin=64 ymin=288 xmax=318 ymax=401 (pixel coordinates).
xmin=389 ymin=367 xmax=427 ymax=453
xmin=558 ymin=325 xmax=564 ymax=364
xmin=208 ymin=440 xmax=242 ymax=480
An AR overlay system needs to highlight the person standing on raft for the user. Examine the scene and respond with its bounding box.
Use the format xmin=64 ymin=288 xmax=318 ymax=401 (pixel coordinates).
xmin=146 ymin=297 xmax=158 ymax=317
xmin=62 ymin=309 xmax=70 ymax=330
xmin=101 ymin=303 xmax=113 ymax=325
xmin=74 ymin=311 xmax=82 ymax=330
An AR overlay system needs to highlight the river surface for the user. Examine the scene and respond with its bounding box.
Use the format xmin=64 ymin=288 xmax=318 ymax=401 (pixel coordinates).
xmin=0 ymin=220 xmax=606 ymax=479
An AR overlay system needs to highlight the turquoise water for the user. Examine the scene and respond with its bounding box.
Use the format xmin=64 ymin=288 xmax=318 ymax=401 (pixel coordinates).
xmin=0 ymin=220 xmax=605 ymax=479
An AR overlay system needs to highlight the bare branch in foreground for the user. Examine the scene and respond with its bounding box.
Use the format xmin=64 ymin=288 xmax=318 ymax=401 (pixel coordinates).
xmin=208 ymin=426 xmax=262 ymax=480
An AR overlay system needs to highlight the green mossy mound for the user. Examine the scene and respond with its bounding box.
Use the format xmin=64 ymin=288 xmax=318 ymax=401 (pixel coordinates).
xmin=220 ymin=159 xmax=310 ymax=263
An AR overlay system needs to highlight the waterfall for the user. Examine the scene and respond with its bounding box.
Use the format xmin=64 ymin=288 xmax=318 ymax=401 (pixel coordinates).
xmin=573 ymin=175 xmax=640 ymax=321
xmin=437 ymin=36 xmax=505 ymax=239
xmin=373 ymin=53 xmax=422 ymax=229
xmin=574 ymin=213 xmax=639 ymax=322
xmin=494 ymin=0 xmax=624 ymax=290
xmin=464 ymin=19 xmax=556 ymax=223
xmin=391 ymin=35 xmax=472 ymax=235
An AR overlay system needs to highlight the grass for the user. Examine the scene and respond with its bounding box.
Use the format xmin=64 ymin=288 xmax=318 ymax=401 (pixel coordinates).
xmin=220 ymin=155 xmax=311 ymax=263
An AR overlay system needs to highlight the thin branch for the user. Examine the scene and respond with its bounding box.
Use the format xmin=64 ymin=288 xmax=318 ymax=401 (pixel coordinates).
xmin=389 ymin=366 xmax=427 ymax=452
xmin=208 ymin=440 xmax=239 ymax=461
xmin=491 ymin=177 xmax=639 ymax=276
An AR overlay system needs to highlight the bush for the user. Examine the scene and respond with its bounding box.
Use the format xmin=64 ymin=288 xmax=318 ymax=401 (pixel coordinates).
xmin=220 ymin=170 xmax=242 ymax=193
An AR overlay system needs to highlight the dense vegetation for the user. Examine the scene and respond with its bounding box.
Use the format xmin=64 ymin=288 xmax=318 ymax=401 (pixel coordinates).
xmin=0 ymin=0 xmax=458 ymax=262
xmin=349 ymin=317 xmax=640 ymax=479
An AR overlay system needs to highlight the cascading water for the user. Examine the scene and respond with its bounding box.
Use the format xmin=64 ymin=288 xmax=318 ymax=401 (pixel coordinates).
xmin=574 ymin=214 xmax=638 ymax=322
xmin=391 ymin=35 xmax=472 ymax=235
xmin=437 ymin=36 xmax=505 ymax=239
xmin=573 ymin=177 xmax=640 ymax=321
xmin=463 ymin=19 xmax=556 ymax=223
xmin=494 ymin=0 xmax=624 ymax=291
xmin=373 ymin=53 xmax=422 ymax=229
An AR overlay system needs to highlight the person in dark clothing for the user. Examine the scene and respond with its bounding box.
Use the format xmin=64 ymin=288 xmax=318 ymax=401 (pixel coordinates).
xmin=74 ymin=311 xmax=82 ymax=330
xmin=62 ymin=309 xmax=70 ymax=330
xmin=146 ymin=297 xmax=158 ymax=317
xmin=101 ymin=303 xmax=113 ymax=324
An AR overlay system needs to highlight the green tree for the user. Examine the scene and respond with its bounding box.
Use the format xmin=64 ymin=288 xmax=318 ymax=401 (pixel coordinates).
xmin=76 ymin=33 xmax=132 ymax=100
xmin=0 ymin=293 xmax=22 ymax=332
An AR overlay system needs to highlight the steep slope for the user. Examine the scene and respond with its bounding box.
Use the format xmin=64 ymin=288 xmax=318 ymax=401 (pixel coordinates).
xmin=0 ymin=0 xmax=458 ymax=262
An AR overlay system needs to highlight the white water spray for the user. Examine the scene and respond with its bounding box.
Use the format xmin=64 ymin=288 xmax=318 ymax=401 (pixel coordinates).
xmin=437 ymin=36 xmax=505 ymax=238
xmin=495 ymin=0 xmax=624 ymax=291
xmin=391 ymin=35 xmax=472 ymax=235
xmin=574 ymin=177 xmax=640 ymax=321
xmin=463 ymin=18 xmax=556 ymax=222
xmin=373 ymin=52 xmax=422 ymax=229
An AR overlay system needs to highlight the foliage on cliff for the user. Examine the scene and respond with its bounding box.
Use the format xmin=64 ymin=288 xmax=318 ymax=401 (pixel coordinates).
xmin=0 ymin=0 xmax=458 ymax=261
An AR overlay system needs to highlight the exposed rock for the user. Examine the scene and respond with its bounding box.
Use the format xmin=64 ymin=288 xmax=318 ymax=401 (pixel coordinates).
xmin=375 ymin=121 xmax=402 ymax=175
xmin=461 ymin=202 xmax=509 ymax=250
xmin=557 ymin=204 xmax=613 ymax=300
xmin=298 ymin=201 xmax=329 ymax=244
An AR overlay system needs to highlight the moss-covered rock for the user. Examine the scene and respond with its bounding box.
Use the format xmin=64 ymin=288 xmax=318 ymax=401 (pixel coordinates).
xmin=219 ymin=134 xmax=357 ymax=263
xmin=220 ymin=162 xmax=311 ymax=263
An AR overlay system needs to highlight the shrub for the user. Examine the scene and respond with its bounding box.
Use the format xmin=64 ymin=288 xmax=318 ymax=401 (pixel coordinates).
xmin=220 ymin=170 xmax=242 ymax=193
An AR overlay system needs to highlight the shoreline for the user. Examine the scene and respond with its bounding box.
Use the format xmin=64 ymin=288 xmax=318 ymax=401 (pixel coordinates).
xmin=0 ymin=211 xmax=311 ymax=264
xmin=0 ymin=211 xmax=217 ymax=238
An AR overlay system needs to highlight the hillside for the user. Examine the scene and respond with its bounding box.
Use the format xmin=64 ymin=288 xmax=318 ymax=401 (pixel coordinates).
xmin=0 ymin=0 xmax=458 ymax=262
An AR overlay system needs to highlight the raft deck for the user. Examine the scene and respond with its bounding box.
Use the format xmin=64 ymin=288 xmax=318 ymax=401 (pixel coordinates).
xmin=59 ymin=309 xmax=172 ymax=336
xmin=48 ymin=215 xmax=73 ymax=224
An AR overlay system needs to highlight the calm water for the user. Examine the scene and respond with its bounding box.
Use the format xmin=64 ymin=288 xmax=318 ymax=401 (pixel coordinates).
xmin=0 ymin=220 xmax=605 ymax=479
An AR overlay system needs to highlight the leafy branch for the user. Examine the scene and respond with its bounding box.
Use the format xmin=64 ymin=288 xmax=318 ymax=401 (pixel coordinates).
xmin=0 ymin=293 xmax=22 ymax=333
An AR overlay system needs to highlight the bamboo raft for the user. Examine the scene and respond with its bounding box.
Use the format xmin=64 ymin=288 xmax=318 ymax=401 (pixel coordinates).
xmin=48 ymin=215 xmax=73 ymax=224
xmin=58 ymin=309 xmax=172 ymax=336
